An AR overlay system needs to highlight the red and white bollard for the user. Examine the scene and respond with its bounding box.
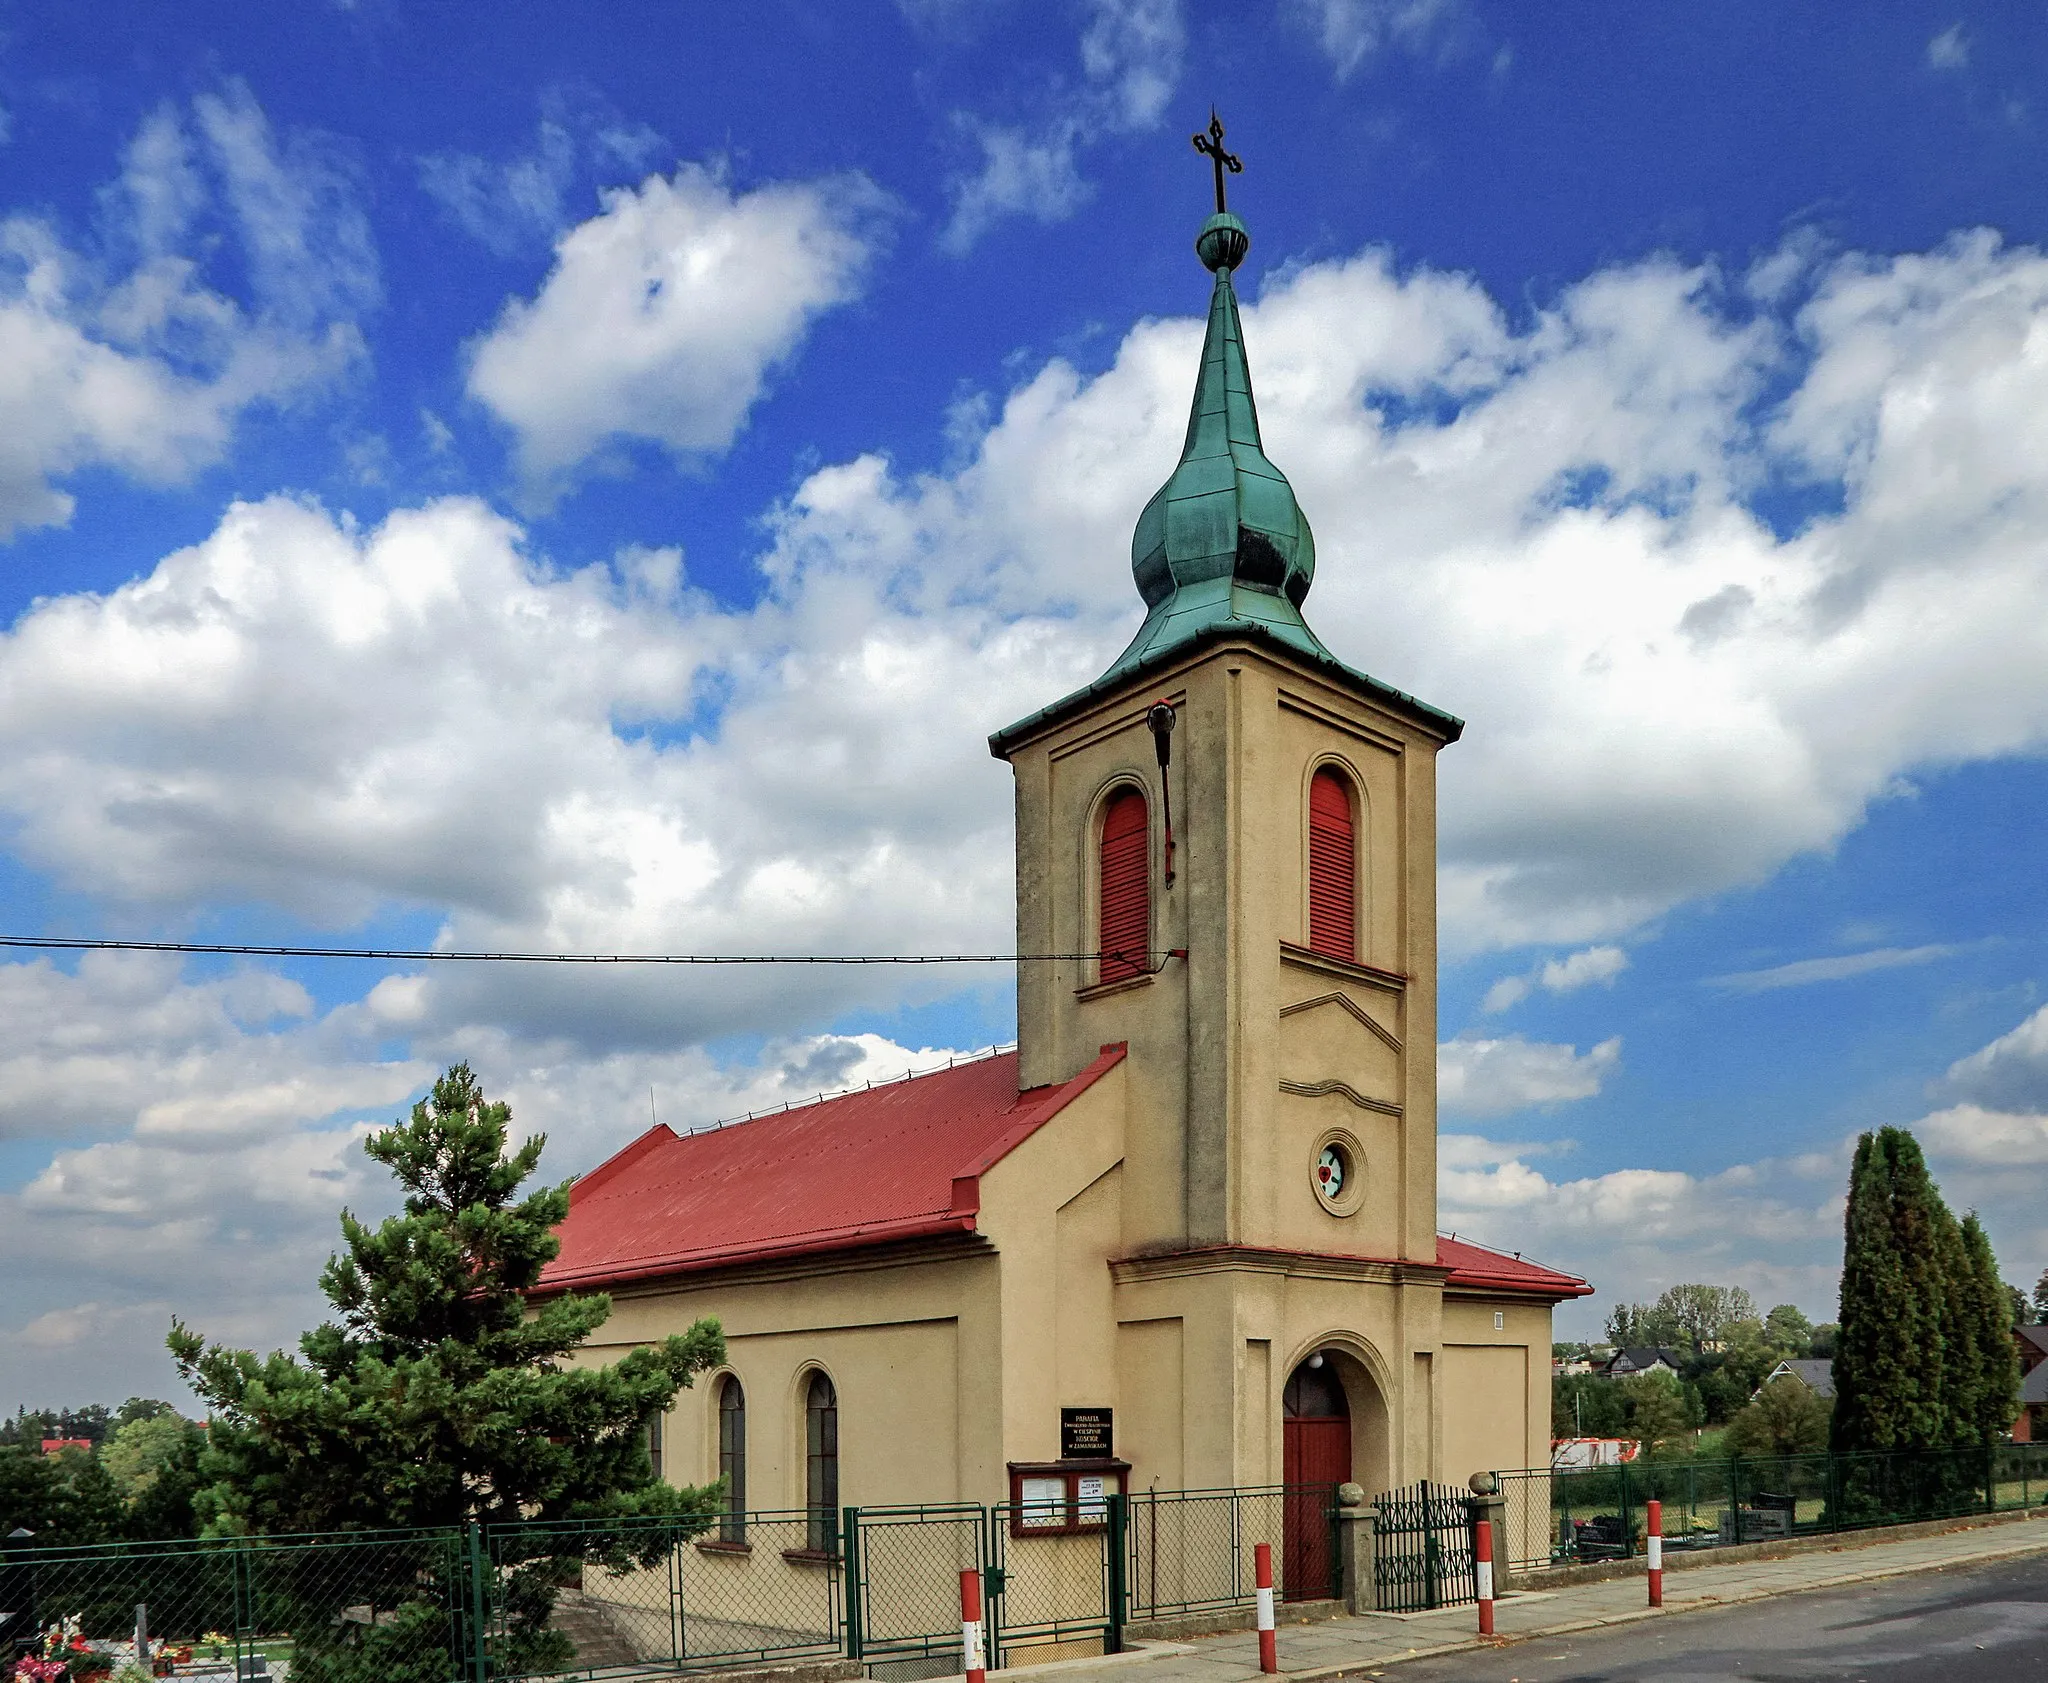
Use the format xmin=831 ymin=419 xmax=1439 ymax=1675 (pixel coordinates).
xmin=1254 ymin=1541 xmax=1277 ymax=1674
xmin=1646 ymin=1499 xmax=1663 ymax=1608
xmin=1474 ymin=1518 xmax=1495 ymax=1637
xmin=960 ymin=1567 xmax=986 ymax=1683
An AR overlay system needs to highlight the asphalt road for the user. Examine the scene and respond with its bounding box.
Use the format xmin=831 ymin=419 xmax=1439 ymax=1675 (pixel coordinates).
xmin=1383 ymin=1553 xmax=2048 ymax=1682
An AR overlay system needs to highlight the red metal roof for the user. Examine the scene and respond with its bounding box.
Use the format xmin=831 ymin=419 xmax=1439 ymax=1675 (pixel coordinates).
xmin=540 ymin=1046 xmax=1126 ymax=1293
xmin=1437 ymin=1235 xmax=1591 ymax=1299
xmin=539 ymin=1044 xmax=1587 ymax=1304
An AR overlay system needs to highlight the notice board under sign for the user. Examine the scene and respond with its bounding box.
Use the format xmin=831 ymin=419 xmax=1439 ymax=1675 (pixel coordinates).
xmin=1060 ymin=1407 xmax=1112 ymax=1459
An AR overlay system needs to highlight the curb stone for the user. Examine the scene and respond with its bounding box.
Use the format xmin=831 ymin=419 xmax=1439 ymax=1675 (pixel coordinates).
xmin=970 ymin=1516 xmax=2048 ymax=1683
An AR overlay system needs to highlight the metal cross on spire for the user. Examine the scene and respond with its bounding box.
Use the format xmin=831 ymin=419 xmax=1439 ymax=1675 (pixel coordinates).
xmin=1192 ymin=111 xmax=1242 ymax=214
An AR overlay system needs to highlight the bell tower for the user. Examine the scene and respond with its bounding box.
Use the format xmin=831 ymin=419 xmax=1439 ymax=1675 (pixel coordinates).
xmin=989 ymin=137 xmax=1463 ymax=1273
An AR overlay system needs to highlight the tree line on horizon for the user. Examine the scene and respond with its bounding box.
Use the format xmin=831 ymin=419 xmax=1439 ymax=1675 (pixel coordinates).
xmin=1552 ymin=1286 xmax=1835 ymax=1455
xmin=0 ymin=1398 xmax=209 ymax=1545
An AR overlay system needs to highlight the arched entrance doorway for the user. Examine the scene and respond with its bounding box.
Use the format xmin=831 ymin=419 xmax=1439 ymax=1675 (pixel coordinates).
xmin=1282 ymin=1355 xmax=1350 ymax=1599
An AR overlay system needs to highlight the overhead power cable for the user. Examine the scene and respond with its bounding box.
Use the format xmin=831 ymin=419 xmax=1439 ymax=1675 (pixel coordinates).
xmin=0 ymin=934 xmax=1177 ymax=966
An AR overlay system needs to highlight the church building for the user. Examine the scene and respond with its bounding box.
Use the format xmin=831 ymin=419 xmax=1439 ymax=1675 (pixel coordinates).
xmin=540 ymin=186 xmax=1589 ymax=1541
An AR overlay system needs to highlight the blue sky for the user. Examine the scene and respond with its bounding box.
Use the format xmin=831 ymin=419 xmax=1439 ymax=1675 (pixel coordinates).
xmin=5 ymin=0 xmax=2048 ymax=1410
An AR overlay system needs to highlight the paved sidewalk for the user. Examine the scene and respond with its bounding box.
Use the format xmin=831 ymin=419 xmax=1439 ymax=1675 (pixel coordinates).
xmin=1002 ymin=1512 xmax=2048 ymax=1683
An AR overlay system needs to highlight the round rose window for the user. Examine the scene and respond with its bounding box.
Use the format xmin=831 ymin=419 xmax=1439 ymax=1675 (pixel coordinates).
xmin=1316 ymin=1142 xmax=1350 ymax=1204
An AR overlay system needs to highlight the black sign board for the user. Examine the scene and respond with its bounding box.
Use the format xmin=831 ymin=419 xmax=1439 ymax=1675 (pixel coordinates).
xmin=1060 ymin=1407 xmax=1112 ymax=1459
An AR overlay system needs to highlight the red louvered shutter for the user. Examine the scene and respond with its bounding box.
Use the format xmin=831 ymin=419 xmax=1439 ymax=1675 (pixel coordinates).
xmin=1099 ymin=789 xmax=1150 ymax=982
xmin=1308 ymin=769 xmax=1356 ymax=961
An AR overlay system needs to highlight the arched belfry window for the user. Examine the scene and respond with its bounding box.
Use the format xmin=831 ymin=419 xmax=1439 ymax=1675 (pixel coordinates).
xmin=1308 ymin=768 xmax=1357 ymax=962
xmin=1099 ymin=787 xmax=1150 ymax=983
xmin=804 ymin=1371 xmax=839 ymax=1553
xmin=717 ymin=1376 xmax=747 ymax=1542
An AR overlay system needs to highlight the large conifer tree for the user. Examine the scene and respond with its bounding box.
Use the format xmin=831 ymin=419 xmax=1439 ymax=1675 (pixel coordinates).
xmin=171 ymin=1066 xmax=725 ymax=1680
xmin=172 ymin=1064 xmax=724 ymax=1534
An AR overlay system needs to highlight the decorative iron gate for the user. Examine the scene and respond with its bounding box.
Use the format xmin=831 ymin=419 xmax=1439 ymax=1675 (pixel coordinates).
xmin=1370 ymin=1482 xmax=1476 ymax=1612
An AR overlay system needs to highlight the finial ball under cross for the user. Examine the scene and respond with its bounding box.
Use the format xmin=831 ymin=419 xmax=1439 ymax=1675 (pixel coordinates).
xmin=1192 ymin=111 xmax=1242 ymax=214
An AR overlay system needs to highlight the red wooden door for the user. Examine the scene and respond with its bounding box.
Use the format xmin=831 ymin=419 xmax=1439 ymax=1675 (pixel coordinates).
xmin=1282 ymin=1417 xmax=1350 ymax=1599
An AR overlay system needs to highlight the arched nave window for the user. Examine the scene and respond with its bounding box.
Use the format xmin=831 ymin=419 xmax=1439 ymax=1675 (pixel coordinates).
xmin=805 ymin=1371 xmax=839 ymax=1553
xmin=717 ymin=1375 xmax=747 ymax=1542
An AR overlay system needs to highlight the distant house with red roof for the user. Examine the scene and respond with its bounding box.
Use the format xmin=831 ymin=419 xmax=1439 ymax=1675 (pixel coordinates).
xmin=543 ymin=198 xmax=1590 ymax=1526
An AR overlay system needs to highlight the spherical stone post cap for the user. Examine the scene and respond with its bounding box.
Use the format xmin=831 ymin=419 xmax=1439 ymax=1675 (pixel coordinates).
xmin=1468 ymin=1472 xmax=1499 ymax=1496
xmin=1197 ymin=211 xmax=1249 ymax=272
xmin=1336 ymin=1481 xmax=1367 ymax=1507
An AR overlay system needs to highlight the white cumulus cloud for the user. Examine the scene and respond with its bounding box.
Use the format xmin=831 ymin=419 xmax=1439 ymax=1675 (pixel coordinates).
xmin=466 ymin=163 xmax=886 ymax=494
xmin=1938 ymin=999 xmax=2048 ymax=1112
xmin=0 ymin=83 xmax=376 ymax=539
xmin=1437 ymin=1035 xmax=1621 ymax=1116
xmin=1481 ymin=943 xmax=1628 ymax=1013
xmin=941 ymin=0 xmax=1185 ymax=252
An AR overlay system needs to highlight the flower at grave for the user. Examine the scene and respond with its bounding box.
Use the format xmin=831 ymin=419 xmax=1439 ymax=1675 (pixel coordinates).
xmin=201 ymin=1634 xmax=227 ymax=1660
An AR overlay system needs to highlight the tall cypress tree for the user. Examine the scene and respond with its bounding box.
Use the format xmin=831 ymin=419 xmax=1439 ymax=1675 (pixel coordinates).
xmin=1930 ymin=1200 xmax=1978 ymax=1444
xmin=1832 ymin=1129 xmax=1945 ymax=1451
xmin=1961 ymin=1212 xmax=2022 ymax=1444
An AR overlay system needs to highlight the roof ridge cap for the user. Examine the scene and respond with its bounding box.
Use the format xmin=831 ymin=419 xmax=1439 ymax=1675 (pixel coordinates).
xmin=694 ymin=1042 xmax=1020 ymax=1134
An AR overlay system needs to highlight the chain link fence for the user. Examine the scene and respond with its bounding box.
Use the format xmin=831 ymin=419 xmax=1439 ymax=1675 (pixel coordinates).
xmin=986 ymin=1503 xmax=1114 ymax=1668
xmin=1492 ymin=1441 xmax=2048 ymax=1573
xmin=1123 ymin=1485 xmax=1336 ymax=1621
xmin=6 ymin=1453 xmax=2042 ymax=1679
xmin=842 ymin=1504 xmax=982 ymax=1681
xmin=0 ymin=1527 xmax=466 ymax=1683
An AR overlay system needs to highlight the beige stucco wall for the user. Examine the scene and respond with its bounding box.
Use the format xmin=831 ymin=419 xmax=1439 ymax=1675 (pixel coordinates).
xmin=1440 ymin=1295 xmax=1555 ymax=1482
xmin=576 ymin=1247 xmax=999 ymax=1505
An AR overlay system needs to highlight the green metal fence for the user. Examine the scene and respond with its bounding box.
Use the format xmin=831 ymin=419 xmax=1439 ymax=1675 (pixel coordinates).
xmin=843 ymin=1503 xmax=984 ymax=1674
xmin=479 ymin=1509 xmax=844 ymax=1681
xmin=992 ymin=1497 xmax=1127 ymax=1667
xmin=0 ymin=1526 xmax=468 ymax=1682
xmin=1123 ymin=1485 xmax=1339 ymax=1620
xmin=1492 ymin=1442 xmax=2048 ymax=1574
xmin=4 ymin=1451 xmax=2041 ymax=1680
